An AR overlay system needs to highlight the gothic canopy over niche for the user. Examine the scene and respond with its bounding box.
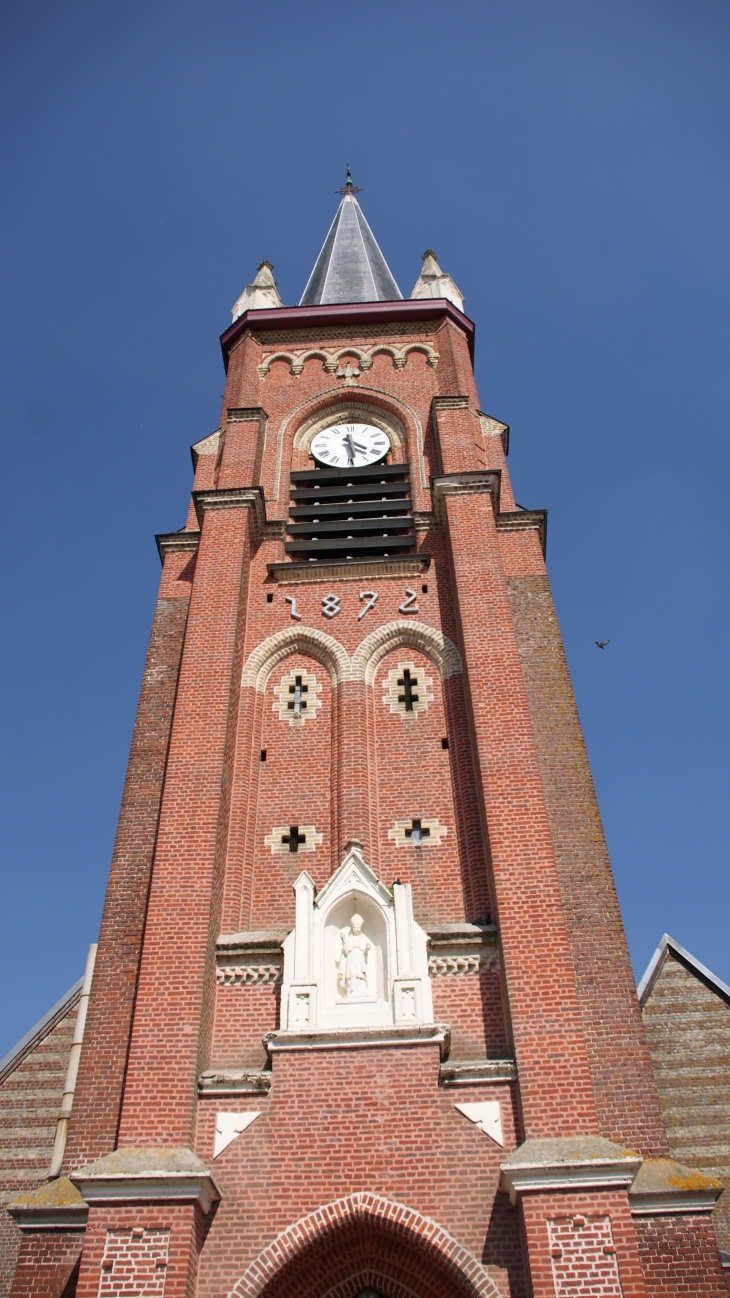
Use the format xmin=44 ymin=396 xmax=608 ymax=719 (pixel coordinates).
xmin=280 ymin=847 xmax=433 ymax=1033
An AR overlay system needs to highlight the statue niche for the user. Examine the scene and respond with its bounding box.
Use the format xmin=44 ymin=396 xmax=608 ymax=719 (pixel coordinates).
xmin=280 ymin=846 xmax=433 ymax=1033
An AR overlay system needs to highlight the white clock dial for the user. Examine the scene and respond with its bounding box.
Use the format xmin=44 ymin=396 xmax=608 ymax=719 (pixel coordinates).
xmin=310 ymin=422 xmax=390 ymax=468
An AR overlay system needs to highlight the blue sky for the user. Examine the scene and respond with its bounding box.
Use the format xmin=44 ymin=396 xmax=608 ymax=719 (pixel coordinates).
xmin=1 ymin=0 xmax=728 ymax=1056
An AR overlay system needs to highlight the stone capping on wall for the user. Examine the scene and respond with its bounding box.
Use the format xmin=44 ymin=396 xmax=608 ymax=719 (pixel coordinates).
xmin=478 ymin=410 xmax=510 ymax=455
xmin=217 ymin=929 xmax=288 ymax=954
xmin=155 ymin=530 xmax=201 ymax=561
xmin=267 ymin=555 xmax=431 ymax=584
xmin=431 ymin=470 xmax=501 ymax=523
xmin=198 ymin=1070 xmax=272 ymax=1096
xmin=263 ymin=1023 xmax=452 ymax=1061
xmin=439 ymin=1059 xmax=517 ymax=1086
xmin=628 ymin=1158 xmax=723 ymax=1216
xmin=431 ymin=396 xmax=510 ymax=458
xmin=226 ymin=1191 xmax=501 ymax=1298
xmin=499 ymin=1137 xmax=643 ymax=1206
xmin=427 ymin=924 xmax=499 ymax=977
xmin=495 ymin=509 xmax=547 ymax=557
xmin=637 ymin=931 xmax=730 ymax=1007
xmin=190 ymin=428 xmax=221 ymax=468
xmin=227 ymin=406 xmax=266 ymax=425
xmin=70 ymin=1147 xmax=220 ymax=1214
xmin=6 ymin=1176 xmax=88 ymax=1231
xmin=192 ymin=486 xmax=267 ymax=538
xmin=216 ymin=930 xmax=285 ymax=987
xmin=431 ymin=470 xmax=548 ymax=556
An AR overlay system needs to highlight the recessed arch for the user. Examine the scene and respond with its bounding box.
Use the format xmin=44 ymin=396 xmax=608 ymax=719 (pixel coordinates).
xmin=257 ymin=352 xmax=298 ymax=378
xmin=227 ymin=1192 xmax=500 ymax=1298
xmin=292 ymin=401 xmax=406 ymax=460
xmin=402 ymin=342 xmax=439 ymax=367
xmin=241 ymin=626 xmax=352 ymax=691
xmin=269 ymin=387 xmax=427 ymax=500
xmin=352 ymin=620 xmax=463 ymax=687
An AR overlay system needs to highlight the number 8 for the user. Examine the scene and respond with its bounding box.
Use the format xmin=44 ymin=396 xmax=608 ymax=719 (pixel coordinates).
xmin=322 ymin=593 xmax=341 ymax=619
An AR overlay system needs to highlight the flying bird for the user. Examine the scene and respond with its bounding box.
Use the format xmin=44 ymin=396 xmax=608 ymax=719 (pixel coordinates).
xmin=595 ymin=640 xmax=610 ymax=649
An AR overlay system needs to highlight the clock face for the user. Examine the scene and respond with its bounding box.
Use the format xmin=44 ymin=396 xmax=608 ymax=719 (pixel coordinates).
xmin=310 ymin=422 xmax=390 ymax=468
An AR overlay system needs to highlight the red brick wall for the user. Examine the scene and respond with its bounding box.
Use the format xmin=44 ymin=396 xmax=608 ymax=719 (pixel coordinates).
xmin=248 ymin=653 xmax=333 ymax=930
xmin=633 ymin=1214 xmax=727 ymax=1297
xmin=192 ymin=1043 xmax=524 ymax=1298
xmin=430 ymin=971 xmax=509 ymax=1060
xmin=75 ymin=1206 xmax=203 ymax=1298
xmin=506 ymin=574 xmax=667 ymax=1156
xmin=10 ymin=1231 xmax=83 ymax=1298
xmin=0 ymin=998 xmax=78 ymax=1297
xmin=51 ymin=297 xmax=720 ymax=1296
xmin=65 ymin=573 xmax=192 ymax=1170
xmin=641 ymin=950 xmax=730 ymax=1251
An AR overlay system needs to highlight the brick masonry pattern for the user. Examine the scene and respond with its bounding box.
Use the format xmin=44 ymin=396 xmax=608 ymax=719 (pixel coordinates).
xmin=641 ymin=949 xmax=730 ymax=1253
xmin=4 ymin=302 xmax=724 ymax=1296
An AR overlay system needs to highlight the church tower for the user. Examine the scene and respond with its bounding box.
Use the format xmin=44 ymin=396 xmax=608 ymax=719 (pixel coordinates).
xmin=7 ymin=176 xmax=726 ymax=1297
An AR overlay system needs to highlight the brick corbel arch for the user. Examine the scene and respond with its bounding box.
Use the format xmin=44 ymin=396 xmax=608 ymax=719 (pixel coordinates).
xmin=241 ymin=626 xmax=352 ymax=691
xmin=351 ymin=620 xmax=463 ymax=686
xmin=227 ymin=1192 xmax=500 ymax=1298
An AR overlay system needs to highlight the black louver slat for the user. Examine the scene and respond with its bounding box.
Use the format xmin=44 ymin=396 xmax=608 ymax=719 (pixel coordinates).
xmin=285 ymin=462 xmax=415 ymax=562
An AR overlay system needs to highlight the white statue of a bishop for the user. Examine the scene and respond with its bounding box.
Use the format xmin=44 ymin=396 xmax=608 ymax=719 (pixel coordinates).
xmin=337 ymin=914 xmax=373 ymax=998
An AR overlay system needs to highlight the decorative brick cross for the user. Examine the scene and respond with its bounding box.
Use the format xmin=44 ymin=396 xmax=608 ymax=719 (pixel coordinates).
xmin=397 ymin=669 xmax=419 ymax=712
xmin=287 ymin=675 xmax=308 ymax=717
xmin=405 ymin=819 xmax=430 ymax=846
xmin=281 ymin=826 xmax=307 ymax=854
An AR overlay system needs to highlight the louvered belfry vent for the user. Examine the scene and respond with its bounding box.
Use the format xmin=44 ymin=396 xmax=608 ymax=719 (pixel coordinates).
xmin=285 ymin=462 xmax=414 ymax=562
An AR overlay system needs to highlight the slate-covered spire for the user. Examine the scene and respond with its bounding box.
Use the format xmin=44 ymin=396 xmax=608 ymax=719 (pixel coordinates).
xmin=300 ymin=170 xmax=402 ymax=306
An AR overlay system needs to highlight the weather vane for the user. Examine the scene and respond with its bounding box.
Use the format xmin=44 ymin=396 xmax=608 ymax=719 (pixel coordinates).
xmin=336 ymin=164 xmax=362 ymax=196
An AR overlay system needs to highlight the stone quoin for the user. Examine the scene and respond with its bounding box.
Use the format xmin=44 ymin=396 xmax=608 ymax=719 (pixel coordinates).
xmin=3 ymin=173 xmax=726 ymax=1297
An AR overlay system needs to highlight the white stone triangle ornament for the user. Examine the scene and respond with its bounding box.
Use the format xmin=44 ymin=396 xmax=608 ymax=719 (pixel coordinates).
xmin=214 ymin=1111 xmax=260 ymax=1158
xmin=454 ymin=1101 xmax=503 ymax=1146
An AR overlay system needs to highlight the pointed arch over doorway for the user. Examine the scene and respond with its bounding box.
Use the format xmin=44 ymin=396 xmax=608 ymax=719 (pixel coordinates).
xmin=227 ymin=1192 xmax=501 ymax=1298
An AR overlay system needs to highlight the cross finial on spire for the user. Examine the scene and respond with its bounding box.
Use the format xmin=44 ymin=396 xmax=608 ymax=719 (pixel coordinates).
xmin=336 ymin=164 xmax=362 ymax=196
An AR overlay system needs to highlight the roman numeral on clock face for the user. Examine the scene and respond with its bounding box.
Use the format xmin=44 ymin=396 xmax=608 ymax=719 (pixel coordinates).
xmin=311 ymin=422 xmax=391 ymax=468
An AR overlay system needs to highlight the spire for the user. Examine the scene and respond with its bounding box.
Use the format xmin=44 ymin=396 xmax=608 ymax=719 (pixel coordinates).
xmin=299 ymin=170 xmax=402 ymax=306
xmin=410 ymin=249 xmax=464 ymax=312
xmin=231 ymin=261 xmax=283 ymax=321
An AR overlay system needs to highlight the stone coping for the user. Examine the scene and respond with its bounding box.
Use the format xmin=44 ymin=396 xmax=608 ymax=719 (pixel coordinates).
xmin=7 ymin=1176 xmax=88 ymax=1231
xmin=217 ymin=924 xmax=497 ymax=956
xmin=439 ymin=1059 xmax=517 ymax=1086
xmin=500 ymin=1136 xmax=642 ymax=1205
xmin=199 ymin=1069 xmax=272 ymax=1096
xmin=71 ymin=1146 xmax=220 ymax=1214
xmin=217 ymin=929 xmax=288 ymax=956
xmin=629 ymin=1157 xmax=723 ymax=1215
xmin=264 ymin=1022 xmax=451 ymax=1061
xmin=155 ymin=530 xmax=201 ymax=560
xmin=426 ymin=922 xmax=497 ymax=946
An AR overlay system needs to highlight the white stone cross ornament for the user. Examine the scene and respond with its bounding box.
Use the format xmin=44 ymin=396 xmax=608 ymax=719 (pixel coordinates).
xmin=214 ymin=1110 xmax=261 ymax=1158
xmin=454 ymin=1100 xmax=503 ymax=1146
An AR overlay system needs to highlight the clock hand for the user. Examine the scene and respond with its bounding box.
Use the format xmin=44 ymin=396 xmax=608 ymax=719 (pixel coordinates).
xmin=342 ymin=433 xmax=357 ymax=465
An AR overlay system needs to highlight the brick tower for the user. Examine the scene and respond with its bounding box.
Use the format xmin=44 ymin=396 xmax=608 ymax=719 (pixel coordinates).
xmin=7 ymin=177 xmax=726 ymax=1297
